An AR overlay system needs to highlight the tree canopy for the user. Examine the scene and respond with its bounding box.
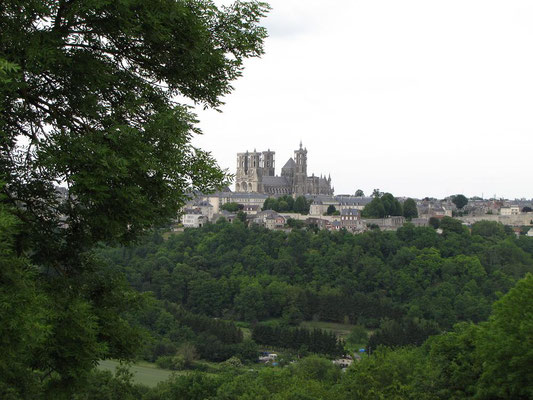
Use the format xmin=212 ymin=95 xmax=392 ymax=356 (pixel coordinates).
xmin=1 ymin=0 xmax=268 ymax=250
xmin=263 ymin=195 xmax=311 ymax=214
xmin=221 ymin=202 xmax=243 ymax=212
xmin=452 ymin=194 xmax=469 ymax=209
xmin=361 ymin=192 xmax=403 ymax=218
xmin=0 ymin=0 xmax=269 ymax=396
xmin=402 ymin=198 xmax=418 ymax=219
xmin=67 ymin=275 xmax=533 ymax=399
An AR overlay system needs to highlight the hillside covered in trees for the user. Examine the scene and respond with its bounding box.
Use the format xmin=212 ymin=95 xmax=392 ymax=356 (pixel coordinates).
xmin=91 ymin=222 xmax=533 ymax=398
xmin=99 ymin=218 xmax=533 ymax=356
xmin=75 ymin=264 xmax=533 ymax=400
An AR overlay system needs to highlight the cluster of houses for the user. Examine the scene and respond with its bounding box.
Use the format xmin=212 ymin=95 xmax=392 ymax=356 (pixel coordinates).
xmin=178 ymin=191 xmax=408 ymax=233
xmin=178 ymin=190 xmax=533 ymax=235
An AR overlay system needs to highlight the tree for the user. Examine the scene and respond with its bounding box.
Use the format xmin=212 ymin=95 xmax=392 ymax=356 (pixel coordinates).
xmin=452 ymin=194 xmax=469 ymax=209
xmin=287 ymin=218 xmax=305 ymax=229
xmin=361 ymin=192 xmax=402 ymax=218
xmin=0 ymin=197 xmax=48 ymax=397
xmin=221 ymin=202 xmax=242 ymax=212
xmin=294 ymin=196 xmax=310 ymax=214
xmin=326 ymin=205 xmax=337 ymax=215
xmin=355 ymin=189 xmax=365 ymax=197
xmin=262 ymin=197 xmax=277 ymax=211
xmin=236 ymin=210 xmax=247 ymax=223
xmin=381 ymin=193 xmax=403 ymax=216
xmin=425 ymin=322 xmax=482 ymax=399
xmin=347 ymin=325 xmax=368 ymax=347
xmin=440 ymin=216 xmax=465 ymax=235
xmin=428 ymin=217 xmax=440 ymax=229
xmin=403 ymin=198 xmax=418 ymax=219
xmin=475 ymin=273 xmax=533 ymax=399
xmin=471 ymin=221 xmax=506 ymax=238
xmin=278 ymin=200 xmax=290 ymax=212
xmin=361 ymin=197 xmax=385 ymax=218
xmin=522 ymin=206 xmax=532 ymax=213
xmin=175 ymin=343 xmax=198 ymax=369
xmin=1 ymin=0 xmax=269 ymax=396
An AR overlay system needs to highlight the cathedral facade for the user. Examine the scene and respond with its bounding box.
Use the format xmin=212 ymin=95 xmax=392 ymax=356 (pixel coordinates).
xmin=235 ymin=143 xmax=334 ymax=196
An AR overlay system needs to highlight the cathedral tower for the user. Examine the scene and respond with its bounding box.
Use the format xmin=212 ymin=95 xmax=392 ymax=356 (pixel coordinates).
xmin=293 ymin=141 xmax=308 ymax=195
xmin=261 ymin=150 xmax=275 ymax=177
xmin=236 ymin=150 xmax=263 ymax=192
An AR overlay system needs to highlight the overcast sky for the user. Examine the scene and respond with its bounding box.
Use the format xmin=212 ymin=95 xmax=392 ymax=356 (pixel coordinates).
xmin=193 ymin=0 xmax=533 ymax=200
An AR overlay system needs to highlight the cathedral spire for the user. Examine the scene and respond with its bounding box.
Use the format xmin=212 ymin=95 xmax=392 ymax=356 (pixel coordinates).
xmin=299 ymin=140 xmax=302 ymax=149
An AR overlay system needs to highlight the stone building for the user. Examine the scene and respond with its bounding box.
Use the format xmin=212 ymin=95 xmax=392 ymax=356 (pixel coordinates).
xmin=182 ymin=212 xmax=207 ymax=228
xmin=235 ymin=142 xmax=334 ymax=196
xmin=340 ymin=208 xmax=363 ymax=231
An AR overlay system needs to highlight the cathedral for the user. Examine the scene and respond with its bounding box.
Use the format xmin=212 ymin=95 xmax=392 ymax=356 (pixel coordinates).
xmin=235 ymin=142 xmax=334 ymax=196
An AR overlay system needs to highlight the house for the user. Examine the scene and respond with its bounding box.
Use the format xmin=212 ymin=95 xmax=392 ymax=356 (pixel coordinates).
xmin=265 ymin=215 xmax=286 ymax=230
xmin=181 ymin=200 xmax=214 ymax=220
xmin=500 ymin=205 xmax=520 ymax=216
xmin=212 ymin=210 xmax=237 ymax=223
xmin=304 ymin=217 xmax=329 ymax=230
xmin=332 ymin=357 xmax=353 ymax=368
xmin=309 ymin=195 xmax=373 ymax=216
xmin=527 ymin=228 xmax=533 ymax=237
xmin=182 ymin=212 xmax=207 ymax=228
xmin=309 ymin=195 xmax=339 ymax=216
xmin=361 ymin=216 xmax=406 ymax=231
xmin=258 ymin=352 xmax=278 ymax=363
xmin=196 ymin=191 xmax=268 ymax=214
xmin=340 ymin=208 xmax=363 ymax=231
xmin=327 ymin=220 xmax=343 ymax=231
xmin=252 ymin=210 xmax=286 ymax=230
xmin=335 ymin=195 xmax=373 ymax=211
xmin=242 ymin=204 xmax=261 ymax=215
xmin=418 ymin=203 xmax=452 ymax=218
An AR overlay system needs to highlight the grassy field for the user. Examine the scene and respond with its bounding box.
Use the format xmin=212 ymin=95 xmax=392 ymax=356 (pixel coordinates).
xmin=98 ymin=360 xmax=175 ymax=387
xmin=240 ymin=326 xmax=252 ymax=340
xmin=300 ymin=320 xmax=356 ymax=340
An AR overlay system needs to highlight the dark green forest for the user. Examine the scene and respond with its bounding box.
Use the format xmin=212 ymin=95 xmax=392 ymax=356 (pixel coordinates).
xmin=89 ymin=218 xmax=531 ymax=398
xmin=84 ymin=241 xmax=533 ymax=400
xmin=100 ymin=218 xmax=532 ymax=341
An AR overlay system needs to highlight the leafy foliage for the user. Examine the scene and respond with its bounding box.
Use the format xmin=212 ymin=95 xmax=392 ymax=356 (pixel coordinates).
xmin=252 ymin=324 xmax=345 ymax=356
xmin=263 ymin=195 xmax=311 ymax=214
xmin=475 ymin=273 xmax=533 ymax=399
xmin=452 ymin=194 xmax=469 ymax=209
xmin=0 ymin=199 xmax=48 ymax=398
xmin=100 ymin=217 xmax=532 ymax=353
xmin=221 ymin=202 xmax=243 ymax=212
xmin=74 ymin=268 xmax=533 ymax=400
xmin=326 ymin=204 xmax=338 ymax=215
xmin=0 ymin=0 xmax=269 ymax=396
xmin=361 ymin=192 xmax=403 ymax=218
xmin=403 ymin=197 xmax=419 ymax=219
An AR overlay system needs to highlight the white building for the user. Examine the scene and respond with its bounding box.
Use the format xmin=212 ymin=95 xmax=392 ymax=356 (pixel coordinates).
xmin=500 ymin=205 xmax=520 ymax=216
xmin=182 ymin=213 xmax=207 ymax=228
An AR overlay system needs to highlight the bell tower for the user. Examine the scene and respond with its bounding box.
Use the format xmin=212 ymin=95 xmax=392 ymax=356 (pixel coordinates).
xmin=261 ymin=150 xmax=275 ymax=176
xmin=246 ymin=149 xmax=262 ymax=192
xmin=293 ymin=141 xmax=308 ymax=195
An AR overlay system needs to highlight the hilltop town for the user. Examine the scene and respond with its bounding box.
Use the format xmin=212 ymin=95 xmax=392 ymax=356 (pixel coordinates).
xmin=179 ymin=144 xmax=533 ymax=236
